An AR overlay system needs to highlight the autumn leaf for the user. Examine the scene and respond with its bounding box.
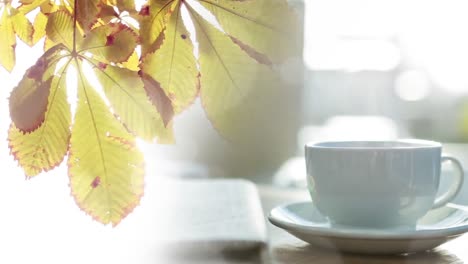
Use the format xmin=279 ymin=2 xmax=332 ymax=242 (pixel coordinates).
xmin=0 ymin=3 xmax=33 ymax=71
xmin=80 ymin=23 xmax=138 ymax=63
xmin=9 ymin=44 xmax=71 ymax=177
xmin=18 ymin=0 xmax=49 ymax=14
xmin=139 ymin=0 xmax=174 ymax=55
xmin=10 ymin=6 xmax=170 ymax=225
xmin=97 ymin=3 xmax=119 ymax=23
xmin=45 ymin=10 xmax=75 ymax=49
xmin=140 ymin=1 xmax=199 ymax=113
xmin=9 ymin=44 xmax=66 ymax=132
xmin=110 ymin=0 xmax=136 ymax=13
xmin=75 ymin=0 xmax=101 ymax=32
xmin=92 ymin=60 xmax=174 ymax=141
xmin=32 ymin=11 xmax=48 ymax=44
xmin=69 ymin=60 xmax=144 ymax=226
xmin=140 ymin=71 xmax=175 ymax=127
xmin=7 ymin=0 xmax=297 ymax=226
xmin=187 ymin=4 xmax=283 ymax=141
xmin=199 ymin=0 xmax=299 ymax=64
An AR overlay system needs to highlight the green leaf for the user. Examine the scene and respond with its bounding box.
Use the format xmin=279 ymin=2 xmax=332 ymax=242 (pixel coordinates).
xmin=46 ymin=10 xmax=74 ymax=50
xmin=9 ymin=48 xmax=71 ymax=177
xmin=11 ymin=10 xmax=34 ymax=46
xmin=141 ymin=2 xmax=199 ymax=113
xmin=139 ymin=0 xmax=174 ymax=55
xmin=199 ymin=0 xmax=299 ymax=63
xmin=92 ymin=62 xmax=173 ymax=142
xmin=32 ymin=11 xmax=48 ymax=44
xmin=190 ymin=6 xmax=282 ymax=141
xmin=69 ymin=61 xmax=145 ymax=226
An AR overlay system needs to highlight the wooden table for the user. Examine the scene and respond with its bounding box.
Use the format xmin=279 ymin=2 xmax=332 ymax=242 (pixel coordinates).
xmin=165 ymin=184 xmax=468 ymax=264
xmin=260 ymin=186 xmax=468 ymax=264
xmin=165 ymin=184 xmax=468 ymax=263
xmin=1 ymin=167 xmax=467 ymax=264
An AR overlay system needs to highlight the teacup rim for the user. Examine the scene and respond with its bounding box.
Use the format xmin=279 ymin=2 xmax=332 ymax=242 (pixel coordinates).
xmin=305 ymin=139 xmax=441 ymax=150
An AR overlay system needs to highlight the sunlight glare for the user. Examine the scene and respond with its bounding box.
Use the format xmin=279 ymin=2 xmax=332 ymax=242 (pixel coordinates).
xmin=185 ymin=0 xmax=224 ymax=32
xmin=81 ymin=60 xmax=112 ymax=108
xmin=180 ymin=3 xmax=199 ymax=60
xmin=66 ymin=63 xmax=78 ymax=119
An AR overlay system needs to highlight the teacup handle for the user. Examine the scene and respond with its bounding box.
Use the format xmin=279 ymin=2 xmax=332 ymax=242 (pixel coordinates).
xmin=433 ymin=156 xmax=465 ymax=208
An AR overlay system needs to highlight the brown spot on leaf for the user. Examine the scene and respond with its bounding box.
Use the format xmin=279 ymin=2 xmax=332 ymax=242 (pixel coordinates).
xmin=106 ymin=35 xmax=115 ymax=46
xmin=98 ymin=62 xmax=108 ymax=70
xmin=140 ymin=72 xmax=174 ymax=127
xmin=181 ymin=34 xmax=187 ymax=40
xmin=91 ymin=176 xmax=101 ymax=188
xmin=139 ymin=5 xmax=150 ymax=16
xmin=229 ymin=36 xmax=273 ymax=66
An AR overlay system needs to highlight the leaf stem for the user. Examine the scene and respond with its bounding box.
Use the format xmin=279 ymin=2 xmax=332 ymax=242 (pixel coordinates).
xmin=72 ymin=0 xmax=77 ymax=54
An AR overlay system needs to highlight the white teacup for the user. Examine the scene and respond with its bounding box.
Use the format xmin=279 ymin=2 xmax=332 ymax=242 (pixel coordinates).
xmin=305 ymin=140 xmax=464 ymax=228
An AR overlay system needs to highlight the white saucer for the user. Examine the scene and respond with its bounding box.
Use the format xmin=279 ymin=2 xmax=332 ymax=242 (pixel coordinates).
xmin=268 ymin=201 xmax=468 ymax=255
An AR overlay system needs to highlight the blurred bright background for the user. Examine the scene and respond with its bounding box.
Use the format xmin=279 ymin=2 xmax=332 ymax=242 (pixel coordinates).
xmin=2 ymin=0 xmax=468 ymax=262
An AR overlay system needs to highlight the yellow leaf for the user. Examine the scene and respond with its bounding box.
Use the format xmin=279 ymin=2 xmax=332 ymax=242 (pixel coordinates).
xmin=43 ymin=35 xmax=57 ymax=51
xmin=18 ymin=0 xmax=49 ymax=14
xmin=11 ymin=10 xmax=34 ymax=46
xmin=69 ymin=62 xmax=145 ymax=226
xmin=33 ymin=11 xmax=48 ymax=44
xmin=200 ymin=0 xmax=299 ymax=63
xmin=9 ymin=44 xmax=66 ymax=132
xmin=190 ymin=7 xmax=282 ymax=141
xmin=139 ymin=0 xmax=174 ymax=55
xmin=141 ymin=2 xmax=199 ymax=113
xmin=0 ymin=8 xmax=16 ymax=72
xmin=140 ymin=72 xmax=175 ymax=128
xmin=120 ymin=50 xmax=139 ymax=71
xmin=92 ymin=62 xmax=174 ymax=142
xmin=46 ymin=10 xmax=74 ymax=50
xmin=80 ymin=23 xmax=138 ymax=63
xmin=40 ymin=0 xmax=59 ymax=14
xmin=0 ymin=5 xmax=34 ymax=71
xmin=9 ymin=60 xmax=71 ymax=177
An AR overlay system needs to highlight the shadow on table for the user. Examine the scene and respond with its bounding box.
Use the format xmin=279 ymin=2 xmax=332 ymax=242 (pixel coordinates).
xmin=271 ymin=244 xmax=462 ymax=264
xmin=154 ymin=244 xmax=266 ymax=264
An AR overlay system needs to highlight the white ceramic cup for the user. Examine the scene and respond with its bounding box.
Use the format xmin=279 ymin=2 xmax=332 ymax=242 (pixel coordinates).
xmin=305 ymin=140 xmax=464 ymax=228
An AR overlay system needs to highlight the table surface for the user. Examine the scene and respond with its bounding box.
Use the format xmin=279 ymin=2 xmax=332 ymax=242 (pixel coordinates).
xmin=260 ymin=186 xmax=468 ymax=264
xmin=2 ymin=144 xmax=468 ymax=263
xmin=166 ymin=185 xmax=468 ymax=264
